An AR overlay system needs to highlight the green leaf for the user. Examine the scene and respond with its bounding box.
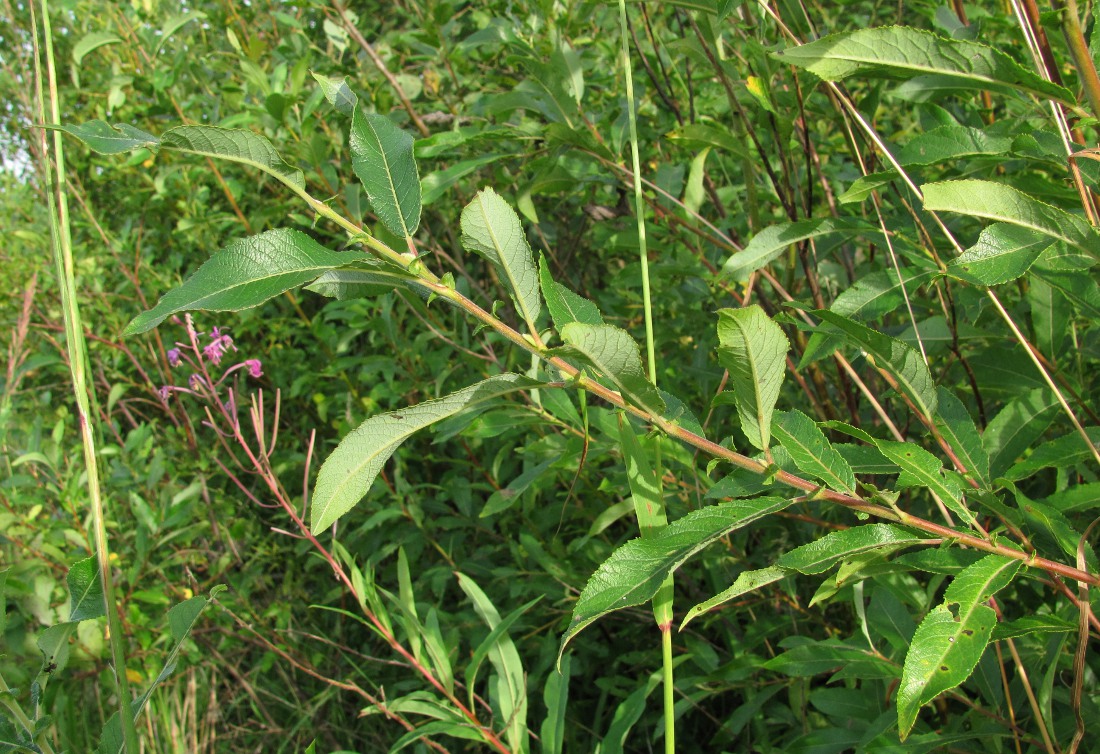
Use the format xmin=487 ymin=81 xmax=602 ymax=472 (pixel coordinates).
xmin=73 ymin=32 xmax=121 ymax=67
xmin=422 ymin=154 xmax=508 ymax=206
xmin=304 ymin=266 xmax=418 ymax=300
xmin=765 ymin=638 xmax=900 ymax=679
xmin=772 ymin=27 xmax=1072 ymax=104
xmin=945 ymin=224 xmax=1051 ymax=286
xmin=50 ymin=120 xmax=159 ymax=154
xmin=160 ymin=125 xmax=305 ymax=189
xmin=541 ymin=655 xmax=571 ymax=754
xmin=155 ymin=12 xmax=207 ymax=54
xmin=67 ymin=555 xmax=105 ymax=622
xmin=772 ymin=410 xmax=856 ymax=495
xmin=311 ymin=374 xmax=539 ymax=533
xmin=558 ymin=323 xmax=664 ymax=414
xmin=480 ymin=456 xmax=557 ymax=517
xmin=808 ymin=308 xmax=937 ymax=422
xmin=982 ymin=388 xmax=1059 ymax=478
xmin=560 ymin=497 xmax=793 ymax=655
xmin=875 ymin=440 xmax=979 ymax=529
xmin=924 ymin=180 xmax=1100 ymax=260
xmin=778 ymin=524 xmax=925 ymax=574
xmin=538 ymin=254 xmax=603 ymax=330
xmin=897 ymin=555 xmax=1021 ymax=738
xmin=934 ymin=388 xmax=990 ymax=487
xmin=991 ymin=614 xmax=1077 ymax=641
xmin=722 ymin=218 xmax=877 ymax=281
xmin=456 ymin=574 xmax=529 ymax=754
xmin=125 ymin=229 xmax=363 ymax=335
xmin=350 ymin=107 xmax=422 ymax=238
xmin=312 ymin=72 xmax=358 ymax=115
xmin=1004 ymin=427 xmax=1100 ymax=481
xmin=681 ymin=565 xmax=789 ymax=628
xmin=897 ymin=126 xmax=1013 ymax=166
xmin=617 ymin=416 xmax=667 ymax=536
xmin=461 ymin=188 xmax=543 ymax=331
xmin=716 ymin=306 xmax=789 ymax=451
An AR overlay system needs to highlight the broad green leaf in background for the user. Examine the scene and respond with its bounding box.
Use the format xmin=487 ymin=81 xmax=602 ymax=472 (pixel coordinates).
xmin=772 ymin=410 xmax=856 ymax=495
xmin=350 ymin=106 xmax=422 ymax=238
xmin=945 ymin=224 xmax=1051 ymax=286
xmin=982 ymin=388 xmax=1059 ymax=479
xmin=874 ymin=440 xmax=979 ymax=529
xmin=461 ymin=188 xmax=543 ymax=331
xmin=924 ymin=181 xmax=1100 ymax=260
xmin=456 ymin=573 xmax=529 ymax=754
xmin=538 ymin=253 xmax=603 ymax=330
xmin=560 ymin=497 xmax=792 ymax=655
xmin=72 ymin=32 xmax=121 ymax=67
xmin=125 ymin=229 xmax=364 ymax=334
xmin=558 ymin=323 xmax=665 ymax=414
xmin=934 ymin=388 xmax=990 ymax=487
xmin=67 ymin=555 xmax=105 ymax=622
xmin=778 ymin=524 xmax=926 ymax=574
xmin=305 ymin=266 xmax=418 ymax=300
xmin=723 ymin=218 xmax=878 ymax=281
xmin=716 ymin=305 xmax=790 ymax=451
xmin=311 ymin=374 xmax=540 ymax=533
xmin=1004 ymin=427 xmax=1100 ymax=482
xmin=897 ymin=555 xmax=1021 ymax=737
xmin=681 ymin=565 xmax=789 ymax=628
xmin=897 ymin=126 xmax=1013 ymax=166
xmin=772 ymin=27 xmax=1073 ymax=104
xmin=808 ymin=309 xmax=938 ymax=422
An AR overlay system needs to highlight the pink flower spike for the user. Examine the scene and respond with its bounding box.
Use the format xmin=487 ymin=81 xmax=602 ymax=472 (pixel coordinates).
xmin=167 ymin=348 xmax=182 ymax=367
xmin=210 ymin=326 xmax=223 ymax=340
xmin=203 ymin=340 xmax=226 ymax=365
xmin=244 ymin=359 xmax=263 ymax=378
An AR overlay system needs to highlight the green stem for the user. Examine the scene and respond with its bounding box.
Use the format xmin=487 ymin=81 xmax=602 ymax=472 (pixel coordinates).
xmin=0 ymin=669 xmax=57 ymax=754
xmin=661 ymin=624 xmax=675 ymax=754
xmin=34 ymin=2 xmax=138 ymax=751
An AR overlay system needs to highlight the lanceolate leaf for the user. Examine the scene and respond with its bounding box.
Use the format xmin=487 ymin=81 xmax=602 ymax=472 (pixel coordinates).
xmin=924 ymin=180 xmax=1100 ymax=260
xmin=778 ymin=524 xmax=925 ymax=574
xmin=350 ymin=107 xmax=422 ymax=238
xmin=125 ymin=229 xmax=365 ymax=335
xmin=897 ymin=126 xmax=1013 ymax=166
xmin=539 ymin=253 xmax=603 ymax=329
xmin=875 ymin=440 xmax=979 ymax=529
xmin=716 ymin=306 xmax=790 ymax=451
xmin=560 ymin=497 xmax=792 ymax=656
xmin=305 ymin=266 xmax=420 ymax=300
xmin=934 ymin=388 xmax=990 ymax=487
xmin=67 ymin=555 xmax=105 ymax=622
xmin=558 ymin=323 xmax=665 ymax=414
xmin=160 ymin=126 xmax=306 ymax=189
xmin=49 ymin=120 xmax=159 ymax=154
xmin=311 ymin=374 xmax=539 ymax=533
xmin=312 ymin=72 xmax=358 ymax=115
xmin=946 ymin=224 xmax=1051 ymax=286
xmin=982 ymin=388 xmax=1059 ymax=478
xmin=722 ymin=218 xmax=879 ymax=281
xmin=897 ymin=555 xmax=1021 ymax=738
xmin=461 ymin=188 xmax=543 ymax=331
xmin=681 ymin=565 xmax=789 ymax=628
xmin=772 ymin=410 xmax=856 ymax=495
xmin=809 ymin=309 xmax=937 ymax=422
xmin=772 ymin=27 xmax=1072 ymax=104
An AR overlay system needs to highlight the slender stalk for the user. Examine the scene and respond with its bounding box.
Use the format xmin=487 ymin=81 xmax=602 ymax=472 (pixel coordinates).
xmin=0 ymin=669 xmax=57 ymax=754
xmin=33 ymin=1 xmax=138 ymax=751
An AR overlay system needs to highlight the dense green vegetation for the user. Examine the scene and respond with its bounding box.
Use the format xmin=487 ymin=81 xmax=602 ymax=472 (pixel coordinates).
xmin=3 ymin=1 xmax=1100 ymax=752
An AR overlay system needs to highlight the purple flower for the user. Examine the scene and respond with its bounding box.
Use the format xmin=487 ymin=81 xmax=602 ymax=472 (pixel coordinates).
xmin=157 ymin=385 xmax=172 ymax=401
xmin=202 ymin=333 xmax=235 ymax=365
xmin=167 ymin=348 xmax=181 ymax=367
xmin=244 ymin=359 xmax=263 ymax=378
xmin=189 ymin=373 xmax=205 ymax=391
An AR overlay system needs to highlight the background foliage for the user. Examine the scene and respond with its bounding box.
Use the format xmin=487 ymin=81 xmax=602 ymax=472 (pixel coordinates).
xmin=3 ymin=0 xmax=1099 ymax=752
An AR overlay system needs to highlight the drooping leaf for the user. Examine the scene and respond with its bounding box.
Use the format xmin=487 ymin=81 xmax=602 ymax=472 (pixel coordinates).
xmin=772 ymin=410 xmax=856 ymax=495
xmin=924 ymin=180 xmax=1100 ymax=260
xmin=160 ymin=125 xmax=306 ymax=189
xmin=716 ymin=306 xmax=789 ymax=451
xmin=897 ymin=126 xmax=1013 ymax=166
xmin=125 ymin=229 xmax=364 ymax=335
xmin=982 ymin=388 xmax=1059 ymax=478
xmin=875 ymin=440 xmax=979 ymax=529
xmin=350 ymin=107 xmax=422 ymax=238
xmin=557 ymin=323 xmax=664 ymax=414
xmin=772 ymin=27 xmax=1072 ymax=104
xmin=67 ymin=555 xmax=105 ymax=622
xmin=722 ymin=218 xmax=878 ymax=281
xmin=934 ymin=387 xmax=990 ymax=487
xmin=538 ymin=253 xmax=603 ymax=330
xmin=312 ymin=72 xmax=358 ymax=115
xmin=681 ymin=565 xmax=789 ymax=628
xmin=541 ymin=654 xmax=571 ymax=754
xmin=49 ymin=120 xmax=159 ymax=154
xmin=807 ymin=308 xmax=937 ymax=422
xmin=778 ymin=524 xmax=926 ymax=574
xmin=72 ymin=32 xmax=122 ymax=67
xmin=946 ymin=224 xmax=1051 ymax=286
xmin=897 ymin=555 xmax=1021 ymax=737
xmin=311 ymin=374 xmax=539 ymax=533
xmin=617 ymin=416 xmax=667 ymax=535
xmin=304 ymin=266 xmax=419 ymax=300
xmin=460 ymin=188 xmax=542 ymax=330
xmin=560 ymin=497 xmax=793 ymax=655
xmin=154 ymin=12 xmax=207 ymax=54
